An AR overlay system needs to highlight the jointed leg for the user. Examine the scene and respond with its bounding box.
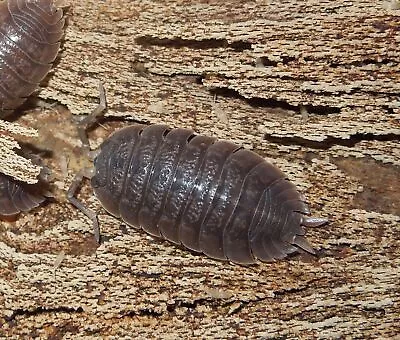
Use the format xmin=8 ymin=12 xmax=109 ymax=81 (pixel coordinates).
xmin=68 ymin=82 xmax=108 ymax=244
xmin=78 ymin=82 xmax=107 ymax=152
xmin=67 ymin=168 xmax=100 ymax=243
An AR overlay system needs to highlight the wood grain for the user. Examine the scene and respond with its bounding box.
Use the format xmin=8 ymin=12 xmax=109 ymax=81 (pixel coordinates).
xmin=1 ymin=0 xmax=399 ymax=338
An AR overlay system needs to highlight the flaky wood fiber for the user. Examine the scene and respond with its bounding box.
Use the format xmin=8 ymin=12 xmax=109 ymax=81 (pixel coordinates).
xmin=1 ymin=0 xmax=399 ymax=338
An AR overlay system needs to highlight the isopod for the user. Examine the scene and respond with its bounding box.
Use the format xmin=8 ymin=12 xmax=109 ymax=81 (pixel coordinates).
xmin=0 ymin=0 xmax=64 ymax=214
xmin=0 ymin=0 xmax=65 ymax=118
xmin=68 ymin=85 xmax=328 ymax=264
xmin=0 ymin=173 xmax=45 ymax=215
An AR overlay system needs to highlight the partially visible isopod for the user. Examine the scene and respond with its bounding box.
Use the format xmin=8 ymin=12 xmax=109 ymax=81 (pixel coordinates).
xmin=68 ymin=85 xmax=328 ymax=265
xmin=0 ymin=0 xmax=65 ymax=118
xmin=0 ymin=0 xmax=64 ymax=215
xmin=0 ymin=173 xmax=45 ymax=215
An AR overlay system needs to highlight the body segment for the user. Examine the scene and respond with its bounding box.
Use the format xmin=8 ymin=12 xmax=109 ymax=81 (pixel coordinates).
xmin=0 ymin=173 xmax=45 ymax=215
xmin=92 ymin=124 xmax=326 ymax=264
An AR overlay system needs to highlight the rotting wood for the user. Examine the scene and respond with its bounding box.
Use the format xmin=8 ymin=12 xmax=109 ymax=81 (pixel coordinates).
xmin=1 ymin=0 xmax=399 ymax=338
xmin=0 ymin=121 xmax=41 ymax=184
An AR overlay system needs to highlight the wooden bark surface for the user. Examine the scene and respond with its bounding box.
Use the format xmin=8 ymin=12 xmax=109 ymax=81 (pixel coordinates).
xmin=1 ymin=0 xmax=399 ymax=338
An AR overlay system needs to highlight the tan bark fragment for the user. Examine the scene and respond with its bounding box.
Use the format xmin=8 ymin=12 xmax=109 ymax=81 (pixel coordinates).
xmin=1 ymin=0 xmax=399 ymax=338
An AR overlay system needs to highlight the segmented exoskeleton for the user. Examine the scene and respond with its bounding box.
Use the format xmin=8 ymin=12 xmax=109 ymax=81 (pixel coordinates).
xmin=0 ymin=0 xmax=64 ymax=215
xmin=0 ymin=0 xmax=65 ymax=118
xmin=68 ymin=85 xmax=327 ymax=265
xmin=0 ymin=173 xmax=45 ymax=215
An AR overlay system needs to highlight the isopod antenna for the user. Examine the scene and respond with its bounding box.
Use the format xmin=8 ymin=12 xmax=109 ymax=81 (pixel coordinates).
xmin=67 ymin=82 xmax=107 ymax=243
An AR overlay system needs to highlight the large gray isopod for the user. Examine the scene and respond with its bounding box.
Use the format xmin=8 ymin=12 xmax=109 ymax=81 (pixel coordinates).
xmin=69 ymin=86 xmax=327 ymax=264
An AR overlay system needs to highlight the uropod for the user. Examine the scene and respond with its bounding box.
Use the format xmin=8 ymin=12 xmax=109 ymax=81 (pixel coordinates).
xmin=69 ymin=85 xmax=328 ymax=265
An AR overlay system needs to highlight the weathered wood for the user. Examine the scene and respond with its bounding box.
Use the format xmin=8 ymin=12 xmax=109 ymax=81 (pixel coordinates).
xmin=1 ymin=0 xmax=399 ymax=338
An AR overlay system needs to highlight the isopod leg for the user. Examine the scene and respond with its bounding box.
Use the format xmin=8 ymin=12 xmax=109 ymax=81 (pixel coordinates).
xmin=67 ymin=168 xmax=100 ymax=243
xmin=77 ymin=81 xmax=107 ymax=155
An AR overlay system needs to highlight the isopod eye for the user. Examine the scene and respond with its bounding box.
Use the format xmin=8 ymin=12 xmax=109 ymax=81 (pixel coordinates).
xmin=91 ymin=155 xmax=108 ymax=187
xmin=91 ymin=173 xmax=105 ymax=189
